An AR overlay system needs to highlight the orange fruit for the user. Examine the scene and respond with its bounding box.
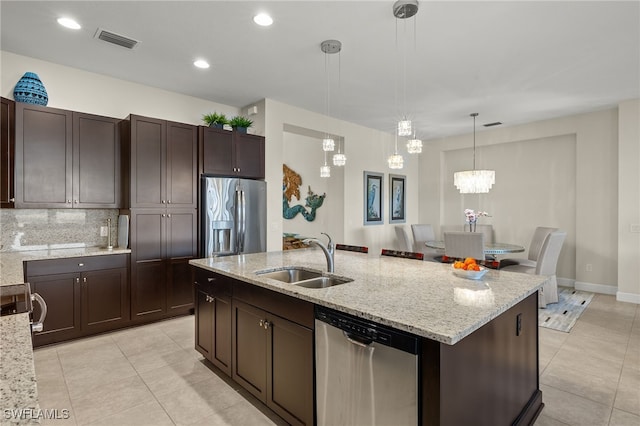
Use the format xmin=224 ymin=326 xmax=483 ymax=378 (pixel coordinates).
xmin=471 ymin=264 xmax=481 ymax=271
xmin=464 ymin=257 xmax=476 ymax=265
xmin=453 ymin=261 xmax=464 ymax=269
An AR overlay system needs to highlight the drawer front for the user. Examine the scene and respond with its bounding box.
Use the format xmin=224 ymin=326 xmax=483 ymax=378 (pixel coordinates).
xmin=193 ymin=268 xmax=232 ymax=297
xmin=25 ymin=254 xmax=128 ymax=277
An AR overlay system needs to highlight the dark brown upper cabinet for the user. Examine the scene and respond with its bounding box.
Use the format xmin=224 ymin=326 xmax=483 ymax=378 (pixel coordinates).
xmin=14 ymin=103 xmax=121 ymax=208
xmin=1 ymin=97 xmax=15 ymax=208
xmin=199 ymin=127 xmax=265 ymax=179
xmin=122 ymin=115 xmax=197 ymax=209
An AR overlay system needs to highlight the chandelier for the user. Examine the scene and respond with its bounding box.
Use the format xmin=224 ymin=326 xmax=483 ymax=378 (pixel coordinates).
xmin=388 ymin=136 xmax=404 ymax=169
xmin=406 ymin=131 xmax=422 ymax=154
xmin=453 ymin=113 xmax=495 ymax=193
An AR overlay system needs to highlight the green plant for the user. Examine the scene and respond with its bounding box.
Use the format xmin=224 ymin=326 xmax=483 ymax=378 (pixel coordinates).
xmin=202 ymin=112 xmax=228 ymax=126
xmin=229 ymin=115 xmax=253 ymax=129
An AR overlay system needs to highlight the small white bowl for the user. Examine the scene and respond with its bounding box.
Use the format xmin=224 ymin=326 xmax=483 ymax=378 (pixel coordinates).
xmin=452 ymin=265 xmax=488 ymax=280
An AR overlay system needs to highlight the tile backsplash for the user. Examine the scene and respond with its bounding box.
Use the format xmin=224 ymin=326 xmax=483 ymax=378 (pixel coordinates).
xmin=0 ymin=209 xmax=120 ymax=252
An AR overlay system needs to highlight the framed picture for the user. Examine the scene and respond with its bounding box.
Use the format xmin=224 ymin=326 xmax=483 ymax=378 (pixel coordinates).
xmin=364 ymin=171 xmax=383 ymax=225
xmin=389 ymin=174 xmax=406 ymax=223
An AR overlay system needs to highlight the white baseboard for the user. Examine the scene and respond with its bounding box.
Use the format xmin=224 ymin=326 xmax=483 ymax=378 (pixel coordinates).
xmin=574 ymin=280 xmax=618 ymax=295
xmin=616 ymin=291 xmax=640 ymax=304
xmin=557 ymin=277 xmax=575 ymax=288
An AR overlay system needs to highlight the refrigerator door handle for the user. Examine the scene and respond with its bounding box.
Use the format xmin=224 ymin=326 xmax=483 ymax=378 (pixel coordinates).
xmin=238 ymin=190 xmax=246 ymax=252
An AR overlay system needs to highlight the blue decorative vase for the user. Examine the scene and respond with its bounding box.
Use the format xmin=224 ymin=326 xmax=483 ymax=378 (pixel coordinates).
xmin=13 ymin=72 xmax=48 ymax=106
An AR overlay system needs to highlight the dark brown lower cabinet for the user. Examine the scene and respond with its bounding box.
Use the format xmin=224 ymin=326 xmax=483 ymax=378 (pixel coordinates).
xmin=232 ymin=299 xmax=314 ymax=426
xmin=194 ymin=269 xmax=232 ymax=376
xmin=26 ymin=254 xmax=129 ymax=347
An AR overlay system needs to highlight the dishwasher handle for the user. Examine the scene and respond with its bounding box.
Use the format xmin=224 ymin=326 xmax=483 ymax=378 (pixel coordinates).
xmin=30 ymin=292 xmax=47 ymax=333
xmin=343 ymin=331 xmax=374 ymax=347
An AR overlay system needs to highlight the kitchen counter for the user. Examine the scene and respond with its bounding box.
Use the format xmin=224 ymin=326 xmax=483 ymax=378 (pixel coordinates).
xmin=190 ymin=248 xmax=548 ymax=345
xmin=0 ymin=247 xmax=131 ymax=286
xmin=0 ymin=313 xmax=40 ymax=425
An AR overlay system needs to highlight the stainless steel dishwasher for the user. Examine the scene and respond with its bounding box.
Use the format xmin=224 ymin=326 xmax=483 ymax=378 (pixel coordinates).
xmin=315 ymin=306 xmax=419 ymax=426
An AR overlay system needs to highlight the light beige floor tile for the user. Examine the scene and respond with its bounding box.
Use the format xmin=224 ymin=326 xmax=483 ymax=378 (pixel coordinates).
xmin=57 ymin=341 xmax=127 ymax=372
xmin=540 ymin=384 xmax=612 ymax=426
xmin=171 ymin=334 xmax=196 ymax=352
xmin=155 ymin=376 xmax=245 ymax=425
xmin=549 ymin=345 xmax=624 ymax=383
xmin=138 ymin=356 xmax=213 ymax=395
xmin=40 ymin=408 xmax=77 ymax=426
xmin=539 ymin=327 xmax=570 ymax=348
xmin=64 ymin=357 xmax=138 ymax=400
xmin=113 ymin=329 xmax=179 ymax=358
xmin=614 ymin=366 xmax=640 ymax=416
xmin=85 ymin=400 xmax=174 ymax=426
xmin=541 ymin=363 xmax=619 ymax=406
xmin=534 ymin=413 xmax=571 ymax=426
xmin=570 ymin=321 xmax=631 ymax=349
xmin=609 ymin=408 xmax=640 ymax=426
xmin=564 ymin=333 xmax=628 ymax=365
xmin=188 ymin=398 xmax=282 ymax=426
xmin=34 ymin=353 xmax=64 ymax=383
xmin=54 ymin=334 xmax=116 ymax=356
xmin=126 ymin=342 xmax=190 ymax=374
xmin=69 ymin=375 xmax=155 ymax=425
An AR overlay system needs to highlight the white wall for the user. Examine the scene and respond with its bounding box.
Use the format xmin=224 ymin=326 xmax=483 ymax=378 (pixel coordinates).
xmin=617 ymin=99 xmax=640 ymax=304
xmin=264 ymin=99 xmax=420 ymax=255
xmin=1 ymin=51 xmax=239 ymax=123
xmin=420 ymin=108 xmax=622 ymax=296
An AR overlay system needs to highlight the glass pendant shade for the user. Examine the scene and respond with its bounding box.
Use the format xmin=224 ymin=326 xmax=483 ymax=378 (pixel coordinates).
xmin=332 ymin=153 xmax=346 ymax=166
xmin=322 ymin=138 xmax=335 ymax=152
xmin=388 ymin=153 xmax=404 ymax=169
xmin=453 ymin=170 xmax=495 ymax=194
xmin=397 ymin=119 xmax=412 ymax=137
xmin=320 ymin=164 xmax=331 ymax=177
xmin=407 ymin=137 xmax=422 ymax=154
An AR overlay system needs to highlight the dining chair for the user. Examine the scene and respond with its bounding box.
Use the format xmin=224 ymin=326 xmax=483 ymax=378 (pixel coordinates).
xmin=443 ymin=232 xmax=485 ymax=261
xmin=501 ymin=230 xmax=566 ymax=307
xmin=380 ymin=249 xmax=424 ymax=261
xmin=394 ymin=225 xmax=413 ymax=252
xmin=335 ymin=244 xmax=368 ymax=253
xmin=410 ymin=224 xmax=443 ymax=262
xmin=500 ymin=226 xmax=558 ymax=269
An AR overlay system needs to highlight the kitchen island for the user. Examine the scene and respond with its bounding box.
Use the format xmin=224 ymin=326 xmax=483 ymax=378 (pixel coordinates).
xmin=190 ymin=248 xmax=548 ymax=425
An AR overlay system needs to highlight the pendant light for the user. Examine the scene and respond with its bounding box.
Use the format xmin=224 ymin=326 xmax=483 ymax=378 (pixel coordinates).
xmin=321 ymin=40 xmax=341 ymax=153
xmin=320 ymin=151 xmax=331 ymax=178
xmin=406 ymin=130 xmax=422 ymax=154
xmin=393 ymin=0 xmax=418 ymax=137
xmin=388 ymin=136 xmax=404 ymax=169
xmin=453 ymin=113 xmax=495 ymax=193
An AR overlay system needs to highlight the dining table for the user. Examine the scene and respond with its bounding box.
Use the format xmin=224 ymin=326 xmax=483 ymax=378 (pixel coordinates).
xmin=425 ymin=240 xmax=525 ymax=255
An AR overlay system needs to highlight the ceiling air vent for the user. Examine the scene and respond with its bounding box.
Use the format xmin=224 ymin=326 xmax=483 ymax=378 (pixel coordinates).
xmin=483 ymin=122 xmax=503 ymax=127
xmin=94 ymin=28 xmax=139 ymax=49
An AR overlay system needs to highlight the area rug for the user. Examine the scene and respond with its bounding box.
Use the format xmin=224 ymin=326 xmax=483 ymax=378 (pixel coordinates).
xmin=538 ymin=288 xmax=594 ymax=333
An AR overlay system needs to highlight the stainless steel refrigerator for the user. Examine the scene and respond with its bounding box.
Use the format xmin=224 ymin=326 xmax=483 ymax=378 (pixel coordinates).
xmin=201 ymin=177 xmax=267 ymax=257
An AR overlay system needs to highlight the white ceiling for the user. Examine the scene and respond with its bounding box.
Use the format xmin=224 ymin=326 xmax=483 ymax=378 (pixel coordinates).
xmin=1 ymin=1 xmax=638 ymax=139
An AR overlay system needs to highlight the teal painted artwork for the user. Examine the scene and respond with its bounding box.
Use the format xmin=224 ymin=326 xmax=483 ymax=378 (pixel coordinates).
xmin=283 ymin=164 xmax=326 ymax=222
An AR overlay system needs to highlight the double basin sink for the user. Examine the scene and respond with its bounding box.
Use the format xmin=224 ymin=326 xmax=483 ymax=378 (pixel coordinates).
xmin=256 ymin=267 xmax=352 ymax=289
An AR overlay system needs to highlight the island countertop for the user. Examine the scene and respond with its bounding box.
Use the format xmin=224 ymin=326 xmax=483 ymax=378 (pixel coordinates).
xmin=189 ymin=248 xmax=548 ymax=345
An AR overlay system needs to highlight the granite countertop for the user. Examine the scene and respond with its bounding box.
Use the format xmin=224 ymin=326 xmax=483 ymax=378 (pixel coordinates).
xmin=0 ymin=247 xmax=131 ymax=286
xmin=190 ymin=248 xmax=548 ymax=345
xmin=0 ymin=314 xmax=40 ymax=425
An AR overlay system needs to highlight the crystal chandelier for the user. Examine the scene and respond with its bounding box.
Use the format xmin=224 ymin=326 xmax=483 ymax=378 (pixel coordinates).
xmin=407 ymin=131 xmax=422 ymax=154
xmin=320 ymin=151 xmax=331 ymax=177
xmin=388 ymin=136 xmax=404 ymax=169
xmin=333 ymin=152 xmax=346 ymax=166
xmin=322 ymin=138 xmax=335 ymax=152
xmin=453 ymin=113 xmax=495 ymax=194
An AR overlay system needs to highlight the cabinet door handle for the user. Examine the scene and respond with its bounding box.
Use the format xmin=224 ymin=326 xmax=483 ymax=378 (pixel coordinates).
xmin=74 ymin=200 xmax=78 ymax=204
xmin=259 ymin=319 xmax=264 ymax=328
xmin=67 ymin=199 xmax=71 ymax=203
xmin=162 ymin=214 xmax=166 ymax=217
xmin=207 ymin=277 xmax=215 ymax=282
xmin=83 ymin=277 xmax=87 ymax=283
xmin=162 ymin=200 xmax=166 ymax=204
xmin=263 ymin=320 xmax=270 ymax=330
xmin=76 ymin=277 xmax=80 ymax=283
xmin=9 ymin=198 xmax=15 ymax=202
xmin=167 ymin=214 xmax=172 ymax=218
xmin=168 ymin=200 xmax=171 ymax=204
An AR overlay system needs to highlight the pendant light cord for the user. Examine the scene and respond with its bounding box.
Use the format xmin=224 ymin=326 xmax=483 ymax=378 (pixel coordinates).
xmin=471 ymin=112 xmax=478 ymax=170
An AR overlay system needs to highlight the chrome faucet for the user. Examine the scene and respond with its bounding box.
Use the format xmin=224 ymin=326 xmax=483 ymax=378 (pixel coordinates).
xmin=302 ymin=233 xmax=334 ymax=273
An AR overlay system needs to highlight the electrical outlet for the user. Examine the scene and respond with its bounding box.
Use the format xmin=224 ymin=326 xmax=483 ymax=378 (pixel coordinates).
xmin=100 ymin=226 xmax=108 ymax=237
xmin=586 ymin=263 xmax=593 ymax=272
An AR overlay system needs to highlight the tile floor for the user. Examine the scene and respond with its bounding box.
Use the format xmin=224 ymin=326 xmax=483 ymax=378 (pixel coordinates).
xmin=33 ymin=293 xmax=639 ymax=426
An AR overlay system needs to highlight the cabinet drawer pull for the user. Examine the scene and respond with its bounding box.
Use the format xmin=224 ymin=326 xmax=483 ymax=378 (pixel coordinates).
xmin=9 ymin=198 xmax=15 ymax=202
xmin=207 ymin=277 xmax=215 ymax=282
xmin=78 ymin=263 xmax=84 ymax=267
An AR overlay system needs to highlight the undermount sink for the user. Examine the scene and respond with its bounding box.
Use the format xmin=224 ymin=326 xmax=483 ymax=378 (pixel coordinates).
xmin=255 ymin=267 xmax=353 ymax=288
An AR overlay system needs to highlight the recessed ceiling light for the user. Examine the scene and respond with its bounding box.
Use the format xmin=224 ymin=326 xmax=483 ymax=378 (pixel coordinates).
xmin=193 ymin=59 xmax=210 ymax=69
xmin=253 ymin=13 xmax=273 ymax=26
xmin=57 ymin=17 xmax=81 ymax=30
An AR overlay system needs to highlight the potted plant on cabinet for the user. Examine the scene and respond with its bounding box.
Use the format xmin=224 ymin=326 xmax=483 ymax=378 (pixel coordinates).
xmin=202 ymin=112 xmax=229 ymax=129
xmin=229 ymin=116 xmax=253 ymax=133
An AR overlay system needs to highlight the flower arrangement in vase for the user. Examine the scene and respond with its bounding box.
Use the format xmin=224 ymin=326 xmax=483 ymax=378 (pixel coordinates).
xmin=464 ymin=209 xmax=490 ymax=232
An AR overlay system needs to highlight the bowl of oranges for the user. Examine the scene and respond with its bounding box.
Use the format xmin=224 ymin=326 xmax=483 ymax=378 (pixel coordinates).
xmin=452 ymin=258 xmax=488 ymax=280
